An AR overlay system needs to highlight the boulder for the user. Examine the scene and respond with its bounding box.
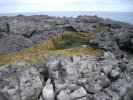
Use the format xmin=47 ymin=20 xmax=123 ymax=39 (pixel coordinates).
xmin=0 ymin=62 xmax=44 ymax=100
xmin=102 ymin=65 xmax=113 ymax=75
xmin=85 ymin=83 xmax=103 ymax=94
xmin=77 ymin=15 xmax=103 ymax=23
xmin=44 ymin=53 xmax=119 ymax=98
xmin=72 ymin=22 xmax=90 ymax=32
xmin=111 ymin=79 xmax=132 ymax=96
xmin=114 ymin=31 xmax=133 ymax=51
xmin=126 ymin=60 xmax=133 ymax=72
xmin=123 ymin=89 xmax=133 ymax=100
xmin=57 ymin=90 xmax=70 ymax=100
xmin=99 ymin=19 xmax=122 ymax=28
xmin=104 ymin=88 xmax=120 ymax=100
xmin=90 ymin=32 xmax=119 ymax=54
xmin=7 ymin=19 xmax=36 ymax=36
xmin=70 ymin=87 xmax=87 ymax=99
xmin=0 ymin=32 xmax=8 ymax=39
xmin=85 ymin=75 xmax=111 ymax=93
xmin=110 ymin=69 xmax=120 ymax=78
xmin=90 ymin=29 xmax=133 ymax=58
xmin=75 ymin=97 xmax=87 ymax=100
xmin=42 ymin=84 xmax=55 ymax=100
xmin=39 ymin=95 xmax=43 ymax=100
xmin=93 ymin=92 xmax=111 ymax=100
xmin=0 ymin=35 xmax=33 ymax=54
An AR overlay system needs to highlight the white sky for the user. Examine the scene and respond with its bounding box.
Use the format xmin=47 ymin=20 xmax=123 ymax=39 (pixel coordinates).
xmin=0 ymin=0 xmax=133 ymax=13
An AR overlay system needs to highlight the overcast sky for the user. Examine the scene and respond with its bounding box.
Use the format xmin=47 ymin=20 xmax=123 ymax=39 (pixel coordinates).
xmin=0 ymin=0 xmax=133 ymax=13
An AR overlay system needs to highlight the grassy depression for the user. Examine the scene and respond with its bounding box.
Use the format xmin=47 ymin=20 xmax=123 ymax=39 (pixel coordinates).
xmin=0 ymin=28 xmax=106 ymax=66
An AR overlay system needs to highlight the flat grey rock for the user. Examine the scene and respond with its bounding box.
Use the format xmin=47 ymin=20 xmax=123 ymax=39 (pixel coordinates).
xmin=0 ymin=62 xmax=44 ymax=100
xmin=0 ymin=35 xmax=33 ymax=54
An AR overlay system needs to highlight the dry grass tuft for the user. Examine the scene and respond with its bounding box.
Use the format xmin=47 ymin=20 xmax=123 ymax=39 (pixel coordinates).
xmin=0 ymin=27 xmax=106 ymax=66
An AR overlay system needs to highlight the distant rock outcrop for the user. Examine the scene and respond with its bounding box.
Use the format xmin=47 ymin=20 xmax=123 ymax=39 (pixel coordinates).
xmin=90 ymin=29 xmax=133 ymax=59
xmin=0 ymin=35 xmax=33 ymax=55
xmin=0 ymin=15 xmax=133 ymax=55
xmin=0 ymin=15 xmax=133 ymax=100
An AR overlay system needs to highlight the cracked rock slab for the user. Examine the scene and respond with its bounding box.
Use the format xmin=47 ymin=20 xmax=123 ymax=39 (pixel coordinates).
xmin=0 ymin=62 xmax=43 ymax=100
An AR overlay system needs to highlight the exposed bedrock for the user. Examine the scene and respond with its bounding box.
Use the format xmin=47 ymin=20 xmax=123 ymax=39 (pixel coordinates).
xmin=0 ymin=62 xmax=44 ymax=100
xmin=90 ymin=29 xmax=133 ymax=59
xmin=39 ymin=52 xmax=133 ymax=100
xmin=0 ymin=35 xmax=33 ymax=55
xmin=0 ymin=15 xmax=133 ymax=55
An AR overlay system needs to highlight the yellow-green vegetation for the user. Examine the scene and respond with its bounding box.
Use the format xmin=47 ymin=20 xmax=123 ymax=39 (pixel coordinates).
xmin=0 ymin=28 xmax=106 ymax=66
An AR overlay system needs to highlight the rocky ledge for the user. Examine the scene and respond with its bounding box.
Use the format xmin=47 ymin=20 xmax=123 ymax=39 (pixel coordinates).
xmin=0 ymin=15 xmax=133 ymax=100
xmin=0 ymin=52 xmax=133 ymax=100
xmin=0 ymin=15 xmax=133 ymax=56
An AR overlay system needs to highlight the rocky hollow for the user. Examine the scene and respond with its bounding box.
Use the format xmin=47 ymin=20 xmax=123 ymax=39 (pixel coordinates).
xmin=0 ymin=15 xmax=133 ymax=100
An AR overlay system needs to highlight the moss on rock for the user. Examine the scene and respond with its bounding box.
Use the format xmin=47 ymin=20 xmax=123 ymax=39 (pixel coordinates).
xmin=0 ymin=28 xmax=106 ymax=66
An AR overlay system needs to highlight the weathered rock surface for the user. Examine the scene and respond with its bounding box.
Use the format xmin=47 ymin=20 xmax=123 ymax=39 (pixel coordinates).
xmin=36 ymin=52 xmax=129 ymax=100
xmin=42 ymin=84 xmax=55 ymax=100
xmin=0 ymin=15 xmax=133 ymax=55
xmin=70 ymin=87 xmax=87 ymax=99
xmin=0 ymin=62 xmax=44 ymax=100
xmin=0 ymin=15 xmax=133 ymax=100
xmin=37 ymin=52 xmax=133 ymax=100
xmin=89 ymin=29 xmax=133 ymax=58
xmin=0 ymin=52 xmax=133 ymax=100
xmin=57 ymin=90 xmax=70 ymax=100
xmin=0 ymin=35 xmax=33 ymax=54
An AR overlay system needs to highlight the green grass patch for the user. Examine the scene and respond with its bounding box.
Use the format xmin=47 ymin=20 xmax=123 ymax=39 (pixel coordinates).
xmin=54 ymin=38 xmax=87 ymax=50
xmin=0 ymin=27 xmax=106 ymax=66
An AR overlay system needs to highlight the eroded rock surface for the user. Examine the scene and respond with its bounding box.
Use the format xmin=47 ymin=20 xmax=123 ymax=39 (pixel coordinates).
xmin=0 ymin=52 xmax=133 ymax=100
xmin=0 ymin=35 xmax=33 ymax=54
xmin=0 ymin=15 xmax=133 ymax=100
xmin=90 ymin=29 xmax=133 ymax=58
xmin=0 ymin=62 xmax=44 ymax=100
xmin=37 ymin=52 xmax=133 ymax=100
xmin=0 ymin=15 xmax=133 ymax=55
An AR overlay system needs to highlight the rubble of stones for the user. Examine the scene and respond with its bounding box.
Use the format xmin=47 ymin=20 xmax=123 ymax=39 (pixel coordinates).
xmin=0 ymin=15 xmax=133 ymax=100
xmin=0 ymin=52 xmax=133 ymax=100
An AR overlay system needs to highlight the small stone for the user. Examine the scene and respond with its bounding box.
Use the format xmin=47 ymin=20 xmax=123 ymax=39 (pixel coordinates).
xmin=97 ymin=76 xmax=111 ymax=88
xmin=65 ymin=84 xmax=79 ymax=91
xmin=46 ymin=79 xmax=51 ymax=84
xmin=70 ymin=87 xmax=87 ymax=99
xmin=81 ymin=45 xmax=87 ymax=48
xmin=100 ymin=72 xmax=105 ymax=76
xmin=76 ymin=97 xmax=87 ymax=100
xmin=46 ymin=60 xmax=59 ymax=70
xmin=72 ymin=55 xmax=80 ymax=63
xmin=111 ymin=79 xmax=131 ymax=96
xmin=77 ymin=78 xmax=87 ymax=85
xmin=87 ymin=94 xmax=93 ymax=100
xmin=104 ymin=52 xmax=110 ymax=58
xmin=42 ymin=84 xmax=55 ymax=100
xmin=104 ymin=52 xmax=115 ymax=59
xmin=39 ymin=95 xmax=43 ymax=100
xmin=54 ymin=82 xmax=66 ymax=93
xmin=57 ymin=90 xmax=71 ymax=100
xmin=126 ymin=63 xmax=133 ymax=72
xmin=103 ymin=65 xmax=113 ymax=74
xmin=104 ymin=88 xmax=120 ymax=100
xmin=93 ymin=92 xmax=111 ymax=100
xmin=110 ymin=69 xmax=120 ymax=78
xmin=85 ymin=83 xmax=103 ymax=94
